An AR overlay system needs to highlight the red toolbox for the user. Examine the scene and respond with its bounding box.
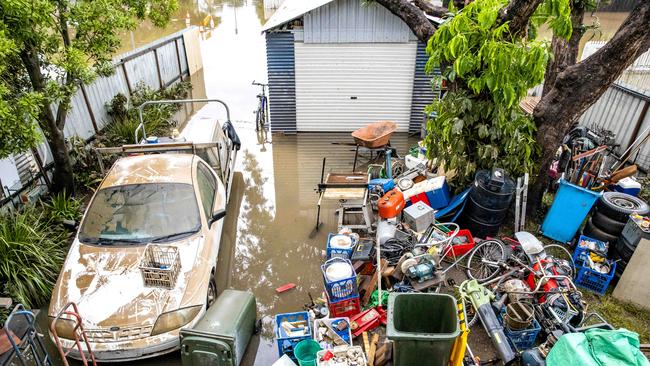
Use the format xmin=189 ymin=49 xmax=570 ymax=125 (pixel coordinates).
xmin=378 ymin=189 xmax=405 ymax=219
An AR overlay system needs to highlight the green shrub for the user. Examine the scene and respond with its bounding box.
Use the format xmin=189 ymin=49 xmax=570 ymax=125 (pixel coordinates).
xmin=104 ymin=81 xmax=191 ymax=145
xmin=43 ymin=191 xmax=83 ymax=223
xmin=0 ymin=207 xmax=67 ymax=308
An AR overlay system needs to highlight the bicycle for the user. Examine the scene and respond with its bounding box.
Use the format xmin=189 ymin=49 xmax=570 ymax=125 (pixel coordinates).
xmin=252 ymin=81 xmax=268 ymax=132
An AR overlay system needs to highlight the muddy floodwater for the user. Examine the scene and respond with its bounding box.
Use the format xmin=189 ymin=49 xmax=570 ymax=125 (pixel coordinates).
xmin=33 ymin=2 xmax=634 ymax=365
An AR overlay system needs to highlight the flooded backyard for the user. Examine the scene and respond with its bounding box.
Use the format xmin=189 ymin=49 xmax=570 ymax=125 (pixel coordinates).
xmin=30 ymin=1 xmax=636 ymax=365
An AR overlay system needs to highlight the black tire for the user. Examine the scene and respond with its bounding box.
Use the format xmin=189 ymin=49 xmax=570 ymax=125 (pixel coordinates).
xmin=615 ymin=237 xmax=636 ymax=262
xmin=583 ymin=218 xmax=618 ymax=245
xmin=596 ymin=192 xmax=649 ymax=222
xmin=206 ymin=274 xmax=217 ymax=308
xmin=591 ymin=210 xmax=626 ymax=235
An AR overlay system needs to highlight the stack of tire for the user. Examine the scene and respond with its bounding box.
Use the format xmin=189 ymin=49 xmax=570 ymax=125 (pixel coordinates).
xmin=582 ymin=192 xmax=649 ymax=279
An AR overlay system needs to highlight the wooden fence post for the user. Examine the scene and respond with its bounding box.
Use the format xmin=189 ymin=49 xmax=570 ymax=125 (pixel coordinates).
xmin=80 ymin=84 xmax=99 ymax=133
xmin=153 ymin=48 xmax=164 ymax=89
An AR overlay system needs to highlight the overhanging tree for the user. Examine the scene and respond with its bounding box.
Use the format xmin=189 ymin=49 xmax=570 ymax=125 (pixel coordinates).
xmin=375 ymin=0 xmax=650 ymax=213
xmin=0 ymin=0 xmax=177 ymax=193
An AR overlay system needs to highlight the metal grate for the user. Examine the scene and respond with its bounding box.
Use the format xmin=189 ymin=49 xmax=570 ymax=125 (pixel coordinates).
xmin=85 ymin=325 xmax=153 ymax=343
xmin=139 ymin=245 xmax=181 ymax=289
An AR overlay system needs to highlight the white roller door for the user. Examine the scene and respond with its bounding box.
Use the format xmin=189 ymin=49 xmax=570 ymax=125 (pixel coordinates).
xmin=295 ymin=42 xmax=417 ymax=132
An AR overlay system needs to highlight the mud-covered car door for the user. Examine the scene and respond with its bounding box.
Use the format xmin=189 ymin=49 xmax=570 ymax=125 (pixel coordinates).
xmin=196 ymin=162 xmax=225 ymax=262
xmin=200 ymin=122 xmax=240 ymax=202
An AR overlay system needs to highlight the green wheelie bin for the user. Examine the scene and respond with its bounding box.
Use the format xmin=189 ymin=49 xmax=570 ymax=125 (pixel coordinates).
xmin=387 ymin=292 xmax=460 ymax=366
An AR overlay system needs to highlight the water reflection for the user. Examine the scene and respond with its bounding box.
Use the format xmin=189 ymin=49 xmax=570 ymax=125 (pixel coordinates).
xmin=118 ymin=0 xmax=272 ymax=53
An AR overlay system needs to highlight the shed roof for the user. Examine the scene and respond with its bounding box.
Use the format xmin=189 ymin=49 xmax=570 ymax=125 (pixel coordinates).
xmin=263 ymin=0 xmax=443 ymax=32
xmin=262 ymin=0 xmax=335 ymax=32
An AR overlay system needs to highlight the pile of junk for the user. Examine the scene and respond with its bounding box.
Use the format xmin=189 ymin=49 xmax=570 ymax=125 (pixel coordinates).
xmin=272 ymin=122 xmax=650 ymax=366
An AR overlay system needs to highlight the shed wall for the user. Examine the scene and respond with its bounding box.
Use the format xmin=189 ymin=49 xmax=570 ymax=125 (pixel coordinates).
xmin=303 ymin=0 xmax=413 ymax=43
xmin=266 ymin=32 xmax=298 ymax=133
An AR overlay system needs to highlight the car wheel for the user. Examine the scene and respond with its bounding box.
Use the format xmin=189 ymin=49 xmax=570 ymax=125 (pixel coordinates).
xmin=591 ymin=210 xmax=626 ymax=235
xmin=596 ymin=192 xmax=649 ymax=222
xmin=583 ymin=218 xmax=618 ymax=245
xmin=207 ymin=275 xmax=217 ymax=308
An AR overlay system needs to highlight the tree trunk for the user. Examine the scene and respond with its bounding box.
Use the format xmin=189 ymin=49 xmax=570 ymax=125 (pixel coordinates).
xmin=20 ymin=46 xmax=75 ymax=195
xmin=528 ymin=1 xmax=650 ymax=215
xmin=542 ymin=1 xmax=586 ymax=96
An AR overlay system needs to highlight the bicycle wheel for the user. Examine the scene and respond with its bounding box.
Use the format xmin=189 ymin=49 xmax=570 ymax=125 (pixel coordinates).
xmin=255 ymin=107 xmax=262 ymax=131
xmin=466 ymin=239 xmax=507 ymax=283
xmin=543 ymin=243 xmax=576 ymax=278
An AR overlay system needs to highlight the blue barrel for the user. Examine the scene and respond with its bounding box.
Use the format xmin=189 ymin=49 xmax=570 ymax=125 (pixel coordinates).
xmin=541 ymin=179 xmax=601 ymax=242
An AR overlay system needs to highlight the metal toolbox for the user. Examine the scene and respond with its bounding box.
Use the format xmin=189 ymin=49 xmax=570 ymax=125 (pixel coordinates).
xmin=621 ymin=216 xmax=650 ymax=248
xmin=180 ymin=290 xmax=257 ymax=366
xmin=403 ymin=201 xmax=434 ymax=232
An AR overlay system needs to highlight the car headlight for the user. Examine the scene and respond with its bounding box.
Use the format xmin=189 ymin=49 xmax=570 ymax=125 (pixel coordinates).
xmin=49 ymin=317 xmax=78 ymax=340
xmin=151 ymin=306 xmax=202 ymax=336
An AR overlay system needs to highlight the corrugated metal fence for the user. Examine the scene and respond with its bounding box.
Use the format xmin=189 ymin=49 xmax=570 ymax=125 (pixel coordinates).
xmin=578 ymin=83 xmax=650 ymax=171
xmin=62 ymin=28 xmax=192 ymax=140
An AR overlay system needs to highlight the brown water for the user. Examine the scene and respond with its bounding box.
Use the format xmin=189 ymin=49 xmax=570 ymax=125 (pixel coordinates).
xmin=32 ymin=3 xmax=632 ymax=366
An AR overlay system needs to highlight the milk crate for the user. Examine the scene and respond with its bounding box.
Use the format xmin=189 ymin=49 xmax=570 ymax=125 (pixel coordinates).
xmin=575 ymin=261 xmax=616 ymax=295
xmin=275 ymin=311 xmax=312 ymax=359
xmin=573 ymin=235 xmax=608 ymax=265
xmin=322 ymin=258 xmax=359 ymax=302
xmin=498 ymin=308 xmax=541 ymax=351
xmin=326 ymin=233 xmax=356 ymax=260
xmin=139 ymin=245 xmax=180 ymax=289
xmin=504 ymin=318 xmax=541 ymax=351
xmin=327 ymin=295 xmax=361 ymax=319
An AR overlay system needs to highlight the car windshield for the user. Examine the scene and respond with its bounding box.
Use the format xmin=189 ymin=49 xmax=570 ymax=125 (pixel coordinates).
xmin=79 ymin=183 xmax=201 ymax=245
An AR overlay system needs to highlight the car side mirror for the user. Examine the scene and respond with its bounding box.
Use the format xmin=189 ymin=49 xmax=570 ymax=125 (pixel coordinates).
xmin=209 ymin=209 xmax=227 ymax=227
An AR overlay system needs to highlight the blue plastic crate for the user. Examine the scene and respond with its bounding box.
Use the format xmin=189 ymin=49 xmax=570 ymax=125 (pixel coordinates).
xmin=575 ymin=261 xmax=616 ymax=295
xmin=498 ymin=308 xmax=541 ymax=351
xmin=504 ymin=318 xmax=541 ymax=351
xmin=322 ymin=258 xmax=359 ymax=302
xmin=574 ymin=235 xmax=609 ymax=266
xmin=326 ymin=233 xmax=356 ymax=260
xmin=275 ymin=311 xmax=312 ymax=359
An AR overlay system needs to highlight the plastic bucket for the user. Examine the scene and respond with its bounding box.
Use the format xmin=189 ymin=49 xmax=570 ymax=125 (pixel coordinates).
xmin=294 ymin=339 xmax=322 ymax=366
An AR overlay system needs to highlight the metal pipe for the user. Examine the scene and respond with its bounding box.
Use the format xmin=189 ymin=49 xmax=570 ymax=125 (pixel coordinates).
xmin=136 ymin=98 xmax=232 ymax=143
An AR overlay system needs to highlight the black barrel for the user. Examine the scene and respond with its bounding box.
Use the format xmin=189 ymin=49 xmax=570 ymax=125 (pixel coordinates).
xmin=462 ymin=169 xmax=515 ymax=238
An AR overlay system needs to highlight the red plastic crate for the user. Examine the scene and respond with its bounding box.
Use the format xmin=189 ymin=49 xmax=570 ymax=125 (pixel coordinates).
xmin=328 ymin=295 xmax=361 ymax=318
xmin=449 ymin=229 xmax=476 ymax=256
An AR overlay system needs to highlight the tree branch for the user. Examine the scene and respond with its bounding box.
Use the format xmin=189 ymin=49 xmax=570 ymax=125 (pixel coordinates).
xmin=413 ymin=0 xmax=448 ymax=18
xmin=374 ymin=0 xmax=437 ymax=42
xmin=535 ymin=1 xmax=650 ymax=125
xmin=498 ymin=0 xmax=545 ymax=36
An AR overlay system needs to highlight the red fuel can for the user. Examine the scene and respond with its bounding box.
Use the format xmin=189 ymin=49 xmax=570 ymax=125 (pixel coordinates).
xmin=378 ymin=189 xmax=405 ymax=219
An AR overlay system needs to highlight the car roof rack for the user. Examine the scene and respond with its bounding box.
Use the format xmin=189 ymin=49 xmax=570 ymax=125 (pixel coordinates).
xmin=134 ymin=98 xmax=232 ymax=144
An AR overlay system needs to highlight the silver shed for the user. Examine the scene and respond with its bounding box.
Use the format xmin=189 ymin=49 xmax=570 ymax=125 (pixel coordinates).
xmin=263 ymin=0 xmax=441 ymax=134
